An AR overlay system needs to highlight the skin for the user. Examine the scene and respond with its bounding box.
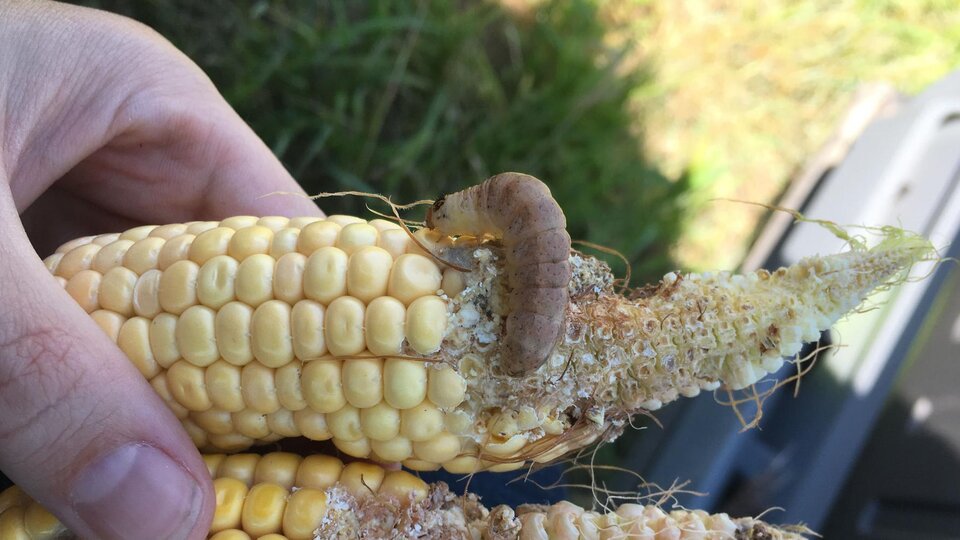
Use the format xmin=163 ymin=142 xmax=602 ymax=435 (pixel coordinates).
xmin=0 ymin=2 xmax=322 ymax=538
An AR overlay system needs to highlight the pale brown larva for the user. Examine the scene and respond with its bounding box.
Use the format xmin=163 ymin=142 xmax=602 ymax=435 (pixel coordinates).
xmin=426 ymin=172 xmax=571 ymax=375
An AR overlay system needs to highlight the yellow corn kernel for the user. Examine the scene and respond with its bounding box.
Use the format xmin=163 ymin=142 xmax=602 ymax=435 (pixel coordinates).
xmin=158 ymin=260 xmax=200 ymax=315
xmin=233 ymin=410 xmax=270 ymax=439
xmin=342 ymin=357 xmax=383 ymax=408
xmin=359 ymin=402 xmax=400 ymax=441
xmin=191 ymin=409 xmax=234 ymax=435
xmin=211 ymin=477 xmax=248 ymax=532
xmin=332 ymin=437 xmax=371 ymax=458
xmin=440 ymin=268 xmax=466 ymax=297
xmin=326 ymin=215 xmax=365 ymax=227
xmin=483 ymin=434 xmax=527 ymax=457
xmin=388 ymin=254 xmax=442 ymax=305
xmin=301 ymin=358 xmax=345 ymax=413
xmin=185 ymin=221 xmax=218 ymax=236
xmin=219 ymin=216 xmax=258 ymax=230
xmin=118 ymin=317 xmax=160 ymax=378
xmin=379 ymin=471 xmax=428 ymax=503
xmin=346 ymin=246 xmax=393 ymax=303
xmin=94 ymin=233 xmax=120 ymax=246
xmin=291 ymin=300 xmax=326 ymax=360
xmin=282 ymin=488 xmax=326 ymax=540
xmin=427 ymin=364 xmax=466 ymax=409
xmin=180 ymin=417 xmax=209 ymax=448
xmin=132 ymin=269 xmax=162 ymax=318
xmin=56 ymin=243 xmax=100 ymax=279
xmin=65 ymin=269 xmax=100 ymax=313
xmin=21 ymin=503 xmax=63 ymax=539
xmin=216 ymin=301 xmax=254 ymax=366
xmin=288 ymin=216 xmax=323 ymax=230
xmin=364 ymin=297 xmax=406 ymax=356
xmin=43 ymin=253 xmax=63 ymax=274
xmin=256 ymin=216 xmax=290 ymax=232
xmin=413 ymin=432 xmax=461 ymax=463
xmin=123 ymin=237 xmax=165 ymax=275
xmin=235 ymin=254 xmax=275 ymax=307
xmin=251 ymin=300 xmax=294 ymax=368
xmin=336 ymin=223 xmax=378 ymax=255
xmin=90 ymin=310 xmax=126 ymax=342
xmin=156 ymin=234 xmax=195 ymax=270
xmin=254 ymin=453 xmax=302 ymax=490
xmin=228 ymin=225 xmax=274 ymax=260
xmin=203 ymin=454 xmax=226 ymax=478
xmin=338 ymin=462 xmax=385 ymax=497
xmin=147 ymin=223 xmax=187 ymax=240
xmin=275 ymin=363 xmax=307 ymax=411
xmin=270 ymin=228 xmax=300 ymax=258
xmin=400 ymin=401 xmax=443 ymax=442
xmin=91 ymin=239 xmax=134 ymax=274
xmin=56 ymin=235 xmax=94 ymax=254
xmin=0 ymin=504 xmax=29 ymax=540
xmin=149 ymin=373 xmax=189 ymax=419
xmin=99 ymin=266 xmax=137 ymax=316
xmin=119 ymin=224 xmax=158 ymax=241
xmin=189 ymin=227 xmax=235 ymax=265
xmin=370 ymin=437 xmax=413 ymax=462
xmin=295 ymin=455 xmax=344 ymax=490
xmin=219 ymin=454 xmax=262 ymax=486
xmin=368 ymin=219 xmax=401 ymax=233
xmin=176 ymin=305 xmax=218 ymax=367
xmin=297 ymin=221 xmax=341 ymax=254
xmin=206 ymin=360 xmax=245 ymax=412
xmin=240 ymin=484 xmax=287 ymax=538
xmin=324 ymin=296 xmax=365 ymax=356
xmin=273 ymin=253 xmax=306 ymax=304
xmin=292 ymin=409 xmax=332 ymax=440
xmin=328 ymin=405 xmax=363 ymax=442
xmin=405 ymin=295 xmax=447 ymax=354
xmin=383 ymin=359 xmax=427 ymax=409
xmin=266 ymin=409 xmax=300 ymax=437
xmin=167 ymin=360 xmax=212 ymax=411
xmin=303 ymin=247 xmax=348 ymax=304
xmin=197 ymin=255 xmax=239 ymax=309
xmin=241 ymin=362 xmax=281 ymax=414
xmin=377 ymin=228 xmax=411 ymax=259
xmin=442 ymin=455 xmax=481 ymax=474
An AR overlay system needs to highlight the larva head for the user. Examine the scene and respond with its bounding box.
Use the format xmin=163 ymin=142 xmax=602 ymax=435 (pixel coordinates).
xmin=424 ymin=195 xmax=446 ymax=229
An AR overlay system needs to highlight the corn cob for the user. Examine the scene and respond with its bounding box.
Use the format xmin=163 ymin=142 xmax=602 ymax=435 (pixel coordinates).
xmin=0 ymin=451 xmax=807 ymax=539
xmin=39 ymin=212 xmax=932 ymax=471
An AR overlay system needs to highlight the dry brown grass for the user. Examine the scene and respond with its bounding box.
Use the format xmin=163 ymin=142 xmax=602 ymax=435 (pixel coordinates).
xmin=607 ymin=0 xmax=960 ymax=269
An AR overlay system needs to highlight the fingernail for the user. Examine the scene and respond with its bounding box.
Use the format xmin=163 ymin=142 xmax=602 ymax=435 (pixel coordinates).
xmin=71 ymin=443 xmax=201 ymax=539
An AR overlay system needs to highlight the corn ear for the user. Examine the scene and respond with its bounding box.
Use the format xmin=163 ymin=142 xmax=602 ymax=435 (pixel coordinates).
xmin=0 ymin=451 xmax=808 ymax=539
xmin=40 ymin=217 xmax=933 ymax=469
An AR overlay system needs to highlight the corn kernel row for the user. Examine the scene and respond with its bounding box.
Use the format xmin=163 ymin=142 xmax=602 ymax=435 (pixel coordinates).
xmin=0 ymin=450 xmax=807 ymax=539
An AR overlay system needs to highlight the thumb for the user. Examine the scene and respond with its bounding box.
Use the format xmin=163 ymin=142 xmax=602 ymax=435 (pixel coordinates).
xmin=0 ymin=189 xmax=212 ymax=538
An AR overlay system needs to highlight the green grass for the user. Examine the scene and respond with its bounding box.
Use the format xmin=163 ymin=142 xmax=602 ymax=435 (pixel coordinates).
xmin=78 ymin=0 xmax=688 ymax=281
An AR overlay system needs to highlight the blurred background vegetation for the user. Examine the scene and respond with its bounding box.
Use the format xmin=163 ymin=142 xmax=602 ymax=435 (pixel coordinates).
xmin=76 ymin=0 xmax=960 ymax=278
xmin=79 ymin=0 xmax=686 ymax=282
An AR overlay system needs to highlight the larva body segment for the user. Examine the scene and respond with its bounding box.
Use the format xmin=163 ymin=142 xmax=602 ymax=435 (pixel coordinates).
xmin=426 ymin=173 xmax=571 ymax=375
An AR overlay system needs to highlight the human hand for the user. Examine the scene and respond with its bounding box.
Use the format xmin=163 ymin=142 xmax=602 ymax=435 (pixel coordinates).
xmin=0 ymin=2 xmax=322 ymax=538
